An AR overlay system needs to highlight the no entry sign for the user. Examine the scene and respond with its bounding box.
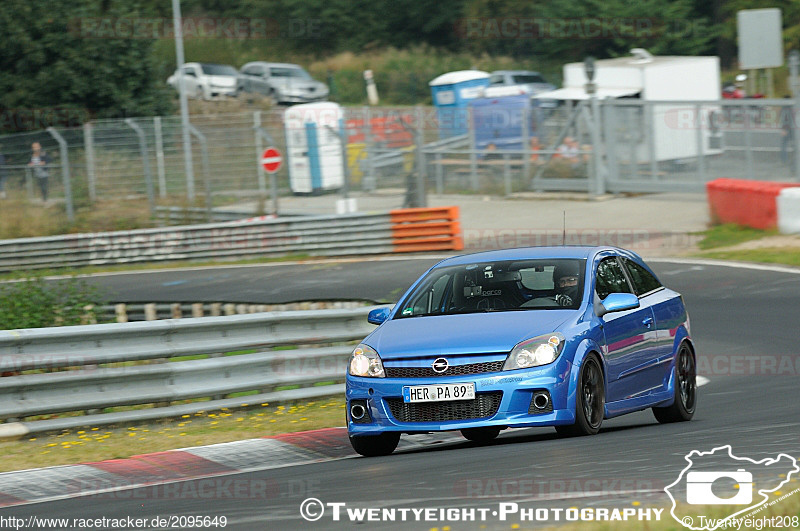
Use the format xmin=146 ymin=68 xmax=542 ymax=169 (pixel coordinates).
xmin=261 ymin=147 xmax=282 ymax=173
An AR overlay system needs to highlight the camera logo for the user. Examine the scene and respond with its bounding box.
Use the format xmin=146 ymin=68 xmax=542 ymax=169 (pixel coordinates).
xmin=665 ymin=445 xmax=799 ymax=531
xmin=685 ymin=469 xmax=752 ymax=505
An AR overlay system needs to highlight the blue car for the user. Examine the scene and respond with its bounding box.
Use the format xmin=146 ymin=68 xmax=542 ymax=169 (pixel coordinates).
xmin=345 ymin=246 xmax=697 ymax=456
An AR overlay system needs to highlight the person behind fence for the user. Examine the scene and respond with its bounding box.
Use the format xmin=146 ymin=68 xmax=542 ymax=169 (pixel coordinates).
xmin=27 ymin=142 xmax=50 ymax=201
xmin=0 ymin=145 xmax=7 ymax=199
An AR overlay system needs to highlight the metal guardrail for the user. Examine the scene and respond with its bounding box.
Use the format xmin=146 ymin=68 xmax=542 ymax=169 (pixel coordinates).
xmin=0 ymin=213 xmax=394 ymax=272
xmin=0 ymin=206 xmax=463 ymax=272
xmin=0 ymin=307 xmax=379 ymax=437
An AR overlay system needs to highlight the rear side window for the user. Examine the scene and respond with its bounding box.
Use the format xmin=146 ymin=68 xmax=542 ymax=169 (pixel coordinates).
xmin=595 ymin=258 xmax=632 ymax=300
xmin=622 ymin=259 xmax=662 ymax=296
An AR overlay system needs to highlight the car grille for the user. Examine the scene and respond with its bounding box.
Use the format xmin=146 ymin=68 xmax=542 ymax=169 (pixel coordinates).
xmin=384 ymin=360 xmax=504 ymax=378
xmin=385 ymin=392 xmax=503 ymax=423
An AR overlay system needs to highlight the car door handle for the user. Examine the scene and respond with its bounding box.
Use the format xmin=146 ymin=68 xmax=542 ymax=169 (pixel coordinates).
xmin=642 ymin=317 xmax=653 ymax=328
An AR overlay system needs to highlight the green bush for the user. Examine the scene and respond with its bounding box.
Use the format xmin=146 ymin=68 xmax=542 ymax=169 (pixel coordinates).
xmin=0 ymin=277 xmax=107 ymax=329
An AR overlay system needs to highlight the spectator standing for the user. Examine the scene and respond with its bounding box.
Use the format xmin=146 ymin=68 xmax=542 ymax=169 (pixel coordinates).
xmin=28 ymin=142 xmax=50 ymax=201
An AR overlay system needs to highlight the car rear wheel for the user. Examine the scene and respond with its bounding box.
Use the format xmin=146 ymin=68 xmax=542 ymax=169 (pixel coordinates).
xmin=653 ymin=344 xmax=696 ymax=423
xmin=555 ymin=354 xmax=604 ymax=437
xmin=349 ymin=432 xmax=400 ymax=457
xmin=461 ymin=427 xmax=501 ymax=443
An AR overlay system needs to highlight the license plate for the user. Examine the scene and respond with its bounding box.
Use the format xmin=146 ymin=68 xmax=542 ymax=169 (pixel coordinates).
xmin=402 ymin=383 xmax=476 ymax=403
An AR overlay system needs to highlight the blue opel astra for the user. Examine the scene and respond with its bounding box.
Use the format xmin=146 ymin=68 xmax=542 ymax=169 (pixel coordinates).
xmin=345 ymin=246 xmax=697 ymax=456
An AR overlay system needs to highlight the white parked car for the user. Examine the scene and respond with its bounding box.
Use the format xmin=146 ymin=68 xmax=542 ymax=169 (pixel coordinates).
xmin=239 ymin=62 xmax=328 ymax=104
xmin=167 ymin=62 xmax=241 ymax=100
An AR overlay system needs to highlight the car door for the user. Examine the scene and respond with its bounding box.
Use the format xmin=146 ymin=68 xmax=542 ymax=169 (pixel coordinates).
xmin=621 ymin=257 xmax=680 ymax=392
xmin=594 ymin=256 xmax=658 ymax=403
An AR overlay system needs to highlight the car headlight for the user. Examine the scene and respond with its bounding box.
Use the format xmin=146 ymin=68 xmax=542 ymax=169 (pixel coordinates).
xmin=348 ymin=344 xmax=385 ymax=377
xmin=503 ymin=333 xmax=565 ymax=370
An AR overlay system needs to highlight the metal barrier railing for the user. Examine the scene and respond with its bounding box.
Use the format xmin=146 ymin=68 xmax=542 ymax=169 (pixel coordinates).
xmin=0 ymin=307 xmax=380 ymax=437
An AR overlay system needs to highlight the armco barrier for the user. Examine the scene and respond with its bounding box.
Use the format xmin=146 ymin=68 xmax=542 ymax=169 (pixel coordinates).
xmin=0 ymin=207 xmax=463 ymax=272
xmin=390 ymin=206 xmax=463 ymax=252
xmin=0 ymin=307 xmax=378 ymax=437
xmin=706 ymin=178 xmax=800 ymax=230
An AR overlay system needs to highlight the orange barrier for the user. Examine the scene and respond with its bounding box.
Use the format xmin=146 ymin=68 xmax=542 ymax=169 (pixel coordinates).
xmin=706 ymin=179 xmax=800 ymax=230
xmin=389 ymin=206 xmax=463 ymax=253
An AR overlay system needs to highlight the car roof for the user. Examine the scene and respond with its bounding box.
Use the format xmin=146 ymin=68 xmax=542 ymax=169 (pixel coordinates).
xmin=242 ymin=62 xmax=304 ymax=69
xmin=434 ymin=246 xmax=640 ymax=267
xmin=491 ymin=70 xmax=544 ymax=76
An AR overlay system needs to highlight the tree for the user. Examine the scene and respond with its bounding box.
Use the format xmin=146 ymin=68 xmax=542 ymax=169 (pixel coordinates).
xmin=0 ymin=0 xmax=173 ymax=132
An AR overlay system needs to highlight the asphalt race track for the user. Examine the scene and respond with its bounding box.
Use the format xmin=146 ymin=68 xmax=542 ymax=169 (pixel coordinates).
xmin=4 ymin=258 xmax=800 ymax=530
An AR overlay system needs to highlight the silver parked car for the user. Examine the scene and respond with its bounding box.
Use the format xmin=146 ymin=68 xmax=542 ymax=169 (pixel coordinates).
xmin=167 ymin=62 xmax=241 ymax=100
xmin=489 ymin=70 xmax=558 ymax=108
xmin=239 ymin=62 xmax=328 ymax=104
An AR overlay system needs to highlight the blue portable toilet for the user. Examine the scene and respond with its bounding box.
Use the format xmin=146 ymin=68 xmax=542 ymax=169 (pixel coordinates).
xmin=469 ymin=92 xmax=539 ymax=152
xmin=429 ymin=70 xmax=490 ymax=138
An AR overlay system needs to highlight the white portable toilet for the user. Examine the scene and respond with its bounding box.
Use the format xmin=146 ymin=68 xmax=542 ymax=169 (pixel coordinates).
xmin=284 ymin=102 xmax=344 ymax=194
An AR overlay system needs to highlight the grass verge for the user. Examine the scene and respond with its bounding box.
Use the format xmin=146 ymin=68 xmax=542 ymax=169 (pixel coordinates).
xmin=696 ymin=248 xmax=800 ymax=268
xmin=0 ymin=397 xmax=344 ymax=473
xmin=695 ymin=224 xmax=776 ymax=250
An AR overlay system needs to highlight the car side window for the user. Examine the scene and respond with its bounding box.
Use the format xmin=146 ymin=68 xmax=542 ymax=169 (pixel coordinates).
xmin=622 ymin=258 xmax=662 ymax=296
xmin=182 ymin=66 xmax=196 ymax=77
xmin=595 ymin=258 xmax=632 ymax=300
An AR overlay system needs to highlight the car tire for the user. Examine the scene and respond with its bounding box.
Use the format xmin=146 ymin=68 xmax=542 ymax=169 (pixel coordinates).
xmin=349 ymin=432 xmax=400 ymax=457
xmin=461 ymin=427 xmax=501 ymax=443
xmin=555 ymin=354 xmax=604 ymax=437
xmin=653 ymin=343 xmax=696 ymax=423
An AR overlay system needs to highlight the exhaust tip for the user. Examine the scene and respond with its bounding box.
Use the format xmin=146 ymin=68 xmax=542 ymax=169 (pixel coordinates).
xmin=350 ymin=403 xmax=366 ymax=420
xmin=533 ymin=392 xmax=550 ymax=410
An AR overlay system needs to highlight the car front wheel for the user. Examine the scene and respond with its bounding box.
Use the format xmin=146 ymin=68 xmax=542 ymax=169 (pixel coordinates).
xmin=556 ymin=354 xmax=604 ymax=437
xmin=349 ymin=432 xmax=400 ymax=457
xmin=653 ymin=344 xmax=696 ymax=423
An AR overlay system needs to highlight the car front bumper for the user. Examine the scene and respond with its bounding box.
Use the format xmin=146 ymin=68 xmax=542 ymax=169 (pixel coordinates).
xmin=346 ymin=359 xmax=575 ymax=436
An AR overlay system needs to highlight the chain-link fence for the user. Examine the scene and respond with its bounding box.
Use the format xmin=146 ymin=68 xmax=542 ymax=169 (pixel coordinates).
xmin=1 ymin=100 xmax=798 ymax=221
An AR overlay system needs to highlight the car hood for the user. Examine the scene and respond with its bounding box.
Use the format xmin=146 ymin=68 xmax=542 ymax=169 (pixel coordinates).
xmin=207 ymin=75 xmax=237 ymax=87
xmin=274 ymin=79 xmax=326 ymax=91
xmin=366 ymin=311 xmax=574 ymax=359
xmin=525 ymin=83 xmax=556 ymax=94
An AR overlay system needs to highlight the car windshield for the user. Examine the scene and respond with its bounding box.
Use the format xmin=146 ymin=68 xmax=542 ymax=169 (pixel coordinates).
xmin=395 ymin=258 xmax=586 ymax=318
xmin=271 ymin=67 xmax=312 ymax=79
xmin=201 ymin=64 xmax=238 ymax=76
xmin=512 ymin=74 xmax=547 ymax=84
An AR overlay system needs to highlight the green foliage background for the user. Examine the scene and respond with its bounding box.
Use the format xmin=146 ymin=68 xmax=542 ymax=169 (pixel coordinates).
xmin=2 ymin=0 xmax=799 ymax=119
xmin=0 ymin=277 xmax=107 ymax=329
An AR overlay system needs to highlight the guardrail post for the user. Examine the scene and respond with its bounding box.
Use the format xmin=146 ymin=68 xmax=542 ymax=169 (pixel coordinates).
xmin=83 ymin=122 xmax=97 ymax=202
xmin=253 ymin=111 xmax=268 ymax=198
xmin=45 ymin=127 xmax=74 ymax=222
xmin=125 ymin=118 xmax=156 ymax=217
xmin=153 ymin=117 xmax=167 ymax=198
xmin=188 ymin=124 xmax=213 ymax=222
xmin=468 ymin=107 xmax=478 ymax=191
xmin=414 ymin=106 xmax=428 ymax=207
xmin=695 ymin=104 xmax=707 ymax=183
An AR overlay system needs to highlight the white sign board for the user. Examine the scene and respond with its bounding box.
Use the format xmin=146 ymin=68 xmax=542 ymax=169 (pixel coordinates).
xmin=737 ymin=8 xmax=783 ymax=69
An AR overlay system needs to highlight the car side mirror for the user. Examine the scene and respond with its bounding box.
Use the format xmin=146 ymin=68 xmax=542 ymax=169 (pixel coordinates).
xmin=367 ymin=307 xmax=391 ymax=325
xmin=597 ymin=293 xmax=639 ymax=317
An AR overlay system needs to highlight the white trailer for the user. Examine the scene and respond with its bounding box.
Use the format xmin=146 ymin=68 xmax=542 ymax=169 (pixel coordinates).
xmin=535 ymin=50 xmax=722 ymax=163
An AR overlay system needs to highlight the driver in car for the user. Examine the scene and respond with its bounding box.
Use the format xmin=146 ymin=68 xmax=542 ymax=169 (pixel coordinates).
xmin=553 ymin=262 xmax=580 ymax=307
